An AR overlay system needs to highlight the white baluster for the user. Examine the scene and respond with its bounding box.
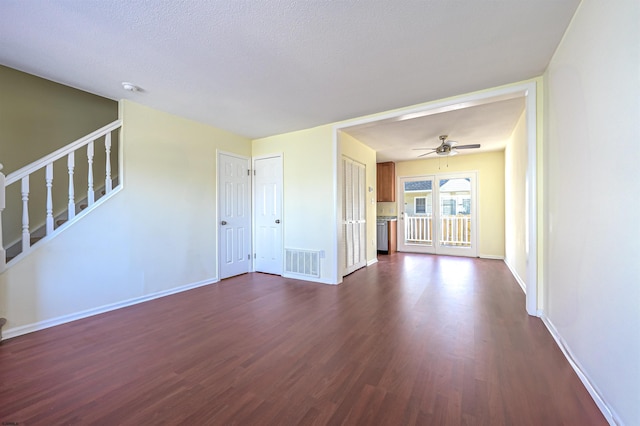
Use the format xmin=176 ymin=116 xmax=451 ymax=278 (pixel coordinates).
xmin=105 ymin=132 xmax=112 ymax=193
xmin=45 ymin=163 xmax=54 ymax=235
xmin=68 ymin=152 xmax=75 ymax=220
xmin=0 ymin=164 xmax=5 ymax=271
xmin=464 ymin=217 xmax=469 ymax=244
xmin=21 ymin=176 xmax=30 ymax=252
xmin=87 ymin=141 xmax=95 ymax=205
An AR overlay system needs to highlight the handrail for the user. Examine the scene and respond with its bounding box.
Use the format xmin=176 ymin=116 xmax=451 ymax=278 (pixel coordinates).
xmin=2 ymin=120 xmax=122 ymax=272
xmin=5 ymin=120 xmax=122 ymax=186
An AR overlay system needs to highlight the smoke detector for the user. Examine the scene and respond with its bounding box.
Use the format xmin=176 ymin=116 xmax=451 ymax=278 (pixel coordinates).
xmin=121 ymin=82 xmax=140 ymax=92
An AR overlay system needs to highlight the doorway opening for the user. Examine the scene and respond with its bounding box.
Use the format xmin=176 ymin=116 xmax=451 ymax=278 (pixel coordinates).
xmin=333 ymin=81 xmax=537 ymax=315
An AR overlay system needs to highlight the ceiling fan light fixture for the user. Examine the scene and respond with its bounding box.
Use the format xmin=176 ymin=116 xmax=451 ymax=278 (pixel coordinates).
xmin=417 ymin=135 xmax=477 ymax=158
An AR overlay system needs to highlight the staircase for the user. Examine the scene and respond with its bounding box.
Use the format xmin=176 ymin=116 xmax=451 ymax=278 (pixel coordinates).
xmin=0 ymin=120 xmax=122 ymax=272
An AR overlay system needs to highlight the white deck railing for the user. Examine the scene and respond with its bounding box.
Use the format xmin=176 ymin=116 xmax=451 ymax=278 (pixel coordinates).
xmin=405 ymin=216 xmax=433 ymax=243
xmin=0 ymin=120 xmax=122 ymax=272
xmin=405 ymin=215 xmax=471 ymax=246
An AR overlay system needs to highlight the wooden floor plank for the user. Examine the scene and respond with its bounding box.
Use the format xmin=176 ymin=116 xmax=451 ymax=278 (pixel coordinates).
xmin=0 ymin=253 xmax=606 ymax=425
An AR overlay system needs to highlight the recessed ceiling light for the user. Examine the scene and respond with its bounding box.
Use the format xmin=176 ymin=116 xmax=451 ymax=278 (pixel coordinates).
xmin=121 ymin=82 xmax=140 ymax=92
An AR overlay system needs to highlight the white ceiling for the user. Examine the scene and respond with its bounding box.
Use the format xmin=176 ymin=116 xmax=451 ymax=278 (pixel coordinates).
xmin=0 ymin=1 xmax=579 ymax=149
xmin=343 ymin=96 xmax=526 ymax=162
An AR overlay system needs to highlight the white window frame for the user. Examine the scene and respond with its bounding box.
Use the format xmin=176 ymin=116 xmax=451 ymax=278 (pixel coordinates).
xmin=414 ymin=196 xmax=427 ymax=214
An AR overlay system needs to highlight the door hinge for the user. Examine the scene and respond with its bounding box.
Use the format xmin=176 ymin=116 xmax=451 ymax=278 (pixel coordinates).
xmin=254 ymin=253 xmax=256 ymax=259
xmin=247 ymin=169 xmax=251 ymax=176
xmin=247 ymin=254 xmax=250 ymax=260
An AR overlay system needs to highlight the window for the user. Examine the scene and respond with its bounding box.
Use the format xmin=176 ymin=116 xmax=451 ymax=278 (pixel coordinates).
xmin=462 ymin=198 xmax=471 ymax=215
xmin=415 ymin=197 xmax=426 ymax=214
xmin=442 ymin=199 xmax=456 ymax=216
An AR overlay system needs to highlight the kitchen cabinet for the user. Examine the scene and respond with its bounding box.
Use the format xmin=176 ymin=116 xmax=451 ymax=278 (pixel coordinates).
xmin=388 ymin=221 xmax=396 ymax=253
xmin=376 ymin=162 xmax=396 ymax=202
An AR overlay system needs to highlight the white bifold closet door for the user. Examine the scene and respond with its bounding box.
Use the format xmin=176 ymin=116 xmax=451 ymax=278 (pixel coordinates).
xmin=342 ymin=156 xmax=366 ymax=276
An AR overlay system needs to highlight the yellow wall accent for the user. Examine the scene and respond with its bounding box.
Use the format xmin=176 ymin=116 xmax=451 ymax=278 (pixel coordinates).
xmin=535 ymin=76 xmax=545 ymax=307
xmin=395 ymin=151 xmax=505 ymax=258
xmin=338 ymin=131 xmax=377 ymax=264
xmin=0 ymin=100 xmax=251 ymax=332
xmin=252 ymin=124 xmax=338 ymax=283
xmin=505 ymin=111 xmax=528 ymax=284
xmin=377 ymin=202 xmax=397 ymax=216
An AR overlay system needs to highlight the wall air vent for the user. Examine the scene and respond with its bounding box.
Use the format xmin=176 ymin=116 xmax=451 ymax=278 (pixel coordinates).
xmin=284 ymin=249 xmax=320 ymax=278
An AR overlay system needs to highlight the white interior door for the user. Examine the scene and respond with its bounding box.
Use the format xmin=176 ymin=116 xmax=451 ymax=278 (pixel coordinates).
xmin=397 ymin=172 xmax=477 ymax=257
xmin=254 ymin=155 xmax=283 ymax=274
xmin=218 ymin=153 xmax=251 ymax=279
xmin=342 ymin=156 xmax=366 ymax=276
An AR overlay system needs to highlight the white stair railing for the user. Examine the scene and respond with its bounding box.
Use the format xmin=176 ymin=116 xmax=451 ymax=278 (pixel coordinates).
xmin=0 ymin=120 xmax=122 ymax=272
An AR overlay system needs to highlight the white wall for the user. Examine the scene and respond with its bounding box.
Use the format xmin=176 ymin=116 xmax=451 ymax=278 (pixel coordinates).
xmin=504 ymin=111 xmax=527 ymax=288
xmin=0 ymin=100 xmax=251 ymax=334
xmin=544 ymin=0 xmax=640 ymax=424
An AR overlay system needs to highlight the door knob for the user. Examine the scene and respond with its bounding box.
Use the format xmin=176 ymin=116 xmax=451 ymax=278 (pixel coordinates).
xmin=275 ymin=219 xmax=281 ymax=224
xmin=221 ymin=221 xmax=227 ymax=225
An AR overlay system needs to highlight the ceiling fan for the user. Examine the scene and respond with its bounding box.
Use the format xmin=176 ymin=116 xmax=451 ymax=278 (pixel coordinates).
xmin=414 ymin=135 xmax=481 ymax=157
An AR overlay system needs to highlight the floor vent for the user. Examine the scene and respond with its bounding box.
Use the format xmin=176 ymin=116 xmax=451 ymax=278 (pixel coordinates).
xmin=284 ymin=249 xmax=320 ymax=278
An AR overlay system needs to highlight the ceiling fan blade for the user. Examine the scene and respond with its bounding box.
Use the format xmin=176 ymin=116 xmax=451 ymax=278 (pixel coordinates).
xmin=417 ymin=151 xmax=437 ymax=158
xmin=454 ymin=144 xmax=481 ymax=149
xmin=413 ymin=147 xmax=441 ymax=151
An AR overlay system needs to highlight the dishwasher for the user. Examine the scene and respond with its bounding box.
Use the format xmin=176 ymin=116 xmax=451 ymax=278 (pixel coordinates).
xmin=377 ymin=220 xmax=388 ymax=251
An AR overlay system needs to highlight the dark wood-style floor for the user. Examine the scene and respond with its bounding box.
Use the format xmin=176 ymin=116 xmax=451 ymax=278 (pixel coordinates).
xmin=0 ymin=254 xmax=605 ymax=425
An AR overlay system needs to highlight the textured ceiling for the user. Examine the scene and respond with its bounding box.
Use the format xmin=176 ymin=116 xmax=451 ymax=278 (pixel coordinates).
xmin=343 ymin=97 xmax=526 ymax=162
xmin=0 ymin=1 xmax=579 ymax=142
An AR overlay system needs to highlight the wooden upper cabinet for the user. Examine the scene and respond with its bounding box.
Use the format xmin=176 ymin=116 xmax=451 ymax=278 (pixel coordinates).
xmin=376 ymin=162 xmax=396 ymax=202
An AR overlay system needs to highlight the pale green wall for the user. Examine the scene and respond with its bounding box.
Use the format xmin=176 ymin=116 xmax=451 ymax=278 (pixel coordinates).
xmin=0 ymin=65 xmax=118 ymax=246
xmin=0 ymin=65 xmax=118 ymax=173
xmin=0 ymin=100 xmax=251 ymax=332
xmin=505 ymin=111 xmax=527 ymax=286
xmin=395 ymin=151 xmax=505 ymax=258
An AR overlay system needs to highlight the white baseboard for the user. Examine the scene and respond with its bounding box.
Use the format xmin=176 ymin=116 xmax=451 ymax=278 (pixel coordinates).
xmin=281 ymin=273 xmax=338 ymax=285
xmin=367 ymin=258 xmax=379 ymax=266
xmin=503 ymin=259 xmax=527 ymax=294
xmin=478 ymin=254 xmax=504 ymax=260
xmin=540 ymin=315 xmax=618 ymax=425
xmin=3 ymin=277 xmax=218 ymax=341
